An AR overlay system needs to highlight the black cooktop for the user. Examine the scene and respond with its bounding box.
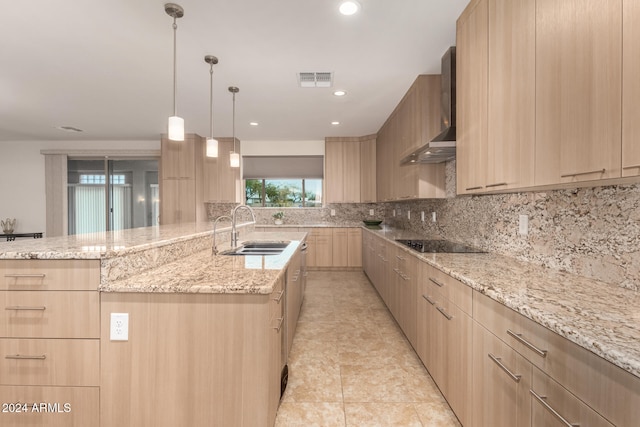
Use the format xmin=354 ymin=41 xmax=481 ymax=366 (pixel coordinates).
xmin=395 ymin=239 xmax=485 ymax=253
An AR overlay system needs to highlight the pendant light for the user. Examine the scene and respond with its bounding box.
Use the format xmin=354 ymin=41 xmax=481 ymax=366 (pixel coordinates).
xmin=204 ymin=55 xmax=219 ymax=157
xmin=165 ymin=3 xmax=184 ymax=141
xmin=228 ymin=86 xmax=240 ymax=168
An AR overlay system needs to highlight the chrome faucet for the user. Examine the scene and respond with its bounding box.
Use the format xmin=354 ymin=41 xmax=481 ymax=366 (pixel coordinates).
xmin=211 ymin=215 xmax=232 ymax=255
xmin=231 ymin=204 xmax=256 ymax=248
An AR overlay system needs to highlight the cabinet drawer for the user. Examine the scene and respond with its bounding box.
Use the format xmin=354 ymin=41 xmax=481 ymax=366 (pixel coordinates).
xmin=474 ymin=290 xmax=640 ymax=427
xmin=0 ymin=339 xmax=99 ymax=386
xmin=0 ymin=385 xmax=99 ymax=426
xmin=422 ymin=262 xmax=472 ymax=315
xmin=531 ymin=367 xmax=613 ymax=427
xmin=0 ymin=291 xmax=100 ymax=338
xmin=0 ymin=260 xmax=100 ymax=291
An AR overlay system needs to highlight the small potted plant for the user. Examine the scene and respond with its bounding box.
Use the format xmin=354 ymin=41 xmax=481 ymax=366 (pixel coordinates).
xmin=272 ymin=211 xmax=284 ymax=225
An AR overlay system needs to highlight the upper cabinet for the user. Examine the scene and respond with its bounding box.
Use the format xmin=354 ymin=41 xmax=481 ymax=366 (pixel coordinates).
xmin=623 ymin=1 xmax=640 ymax=177
xmin=161 ymin=135 xmax=196 ymax=180
xmin=456 ymin=0 xmax=488 ymax=195
xmin=377 ymin=75 xmax=446 ymax=201
xmin=325 ymin=136 xmax=376 ymax=204
xmin=202 ymin=138 xmax=242 ymax=203
xmin=457 ymin=0 xmax=632 ymax=193
xmin=534 ymin=0 xmax=622 ymax=186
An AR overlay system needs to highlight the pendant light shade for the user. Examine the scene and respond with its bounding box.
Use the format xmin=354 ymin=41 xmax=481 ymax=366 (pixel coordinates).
xmin=165 ymin=3 xmax=184 ymax=141
xmin=204 ymin=55 xmax=219 ymax=158
xmin=229 ymin=86 xmax=240 ymax=168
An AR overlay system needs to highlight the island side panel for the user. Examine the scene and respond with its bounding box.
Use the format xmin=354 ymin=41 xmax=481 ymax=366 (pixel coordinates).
xmin=100 ymin=292 xmax=274 ymax=427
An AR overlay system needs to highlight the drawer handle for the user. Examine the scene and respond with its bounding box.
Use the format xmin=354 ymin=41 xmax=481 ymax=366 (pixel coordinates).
xmin=530 ymin=389 xmax=580 ymax=427
xmin=623 ymin=164 xmax=640 ymax=170
xmin=6 ymin=354 xmax=47 ymax=360
xmin=488 ymin=353 xmax=521 ymax=383
xmin=422 ymin=294 xmax=436 ymax=305
xmin=465 ymin=186 xmax=484 ymax=191
xmin=4 ymin=274 xmax=46 ymax=278
xmin=436 ymin=305 xmax=453 ymax=321
xmin=561 ymin=168 xmax=605 ymax=178
xmin=429 ymin=277 xmax=444 ymax=287
xmin=5 ymin=306 xmax=47 ymax=311
xmin=273 ymin=317 xmax=284 ymax=332
xmin=507 ymin=330 xmax=547 ymax=357
xmin=272 ymin=290 xmax=284 ymax=303
xmin=485 ymin=182 xmax=508 ymax=188
xmin=395 ymin=255 xmax=406 ymax=261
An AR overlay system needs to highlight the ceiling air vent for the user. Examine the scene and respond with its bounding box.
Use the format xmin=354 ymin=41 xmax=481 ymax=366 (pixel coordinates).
xmin=298 ymin=72 xmax=333 ymax=88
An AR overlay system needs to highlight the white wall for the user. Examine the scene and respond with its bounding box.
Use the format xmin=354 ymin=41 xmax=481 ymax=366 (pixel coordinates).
xmin=0 ymin=140 xmax=159 ymax=235
xmin=242 ymin=140 xmax=324 ymax=156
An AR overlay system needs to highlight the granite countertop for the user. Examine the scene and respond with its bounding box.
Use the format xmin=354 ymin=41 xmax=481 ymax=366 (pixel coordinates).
xmin=100 ymin=231 xmax=306 ymax=295
xmin=364 ymin=227 xmax=640 ymax=379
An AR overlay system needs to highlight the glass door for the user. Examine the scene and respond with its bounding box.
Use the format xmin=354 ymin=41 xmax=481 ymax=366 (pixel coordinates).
xmin=68 ymin=158 xmax=158 ymax=235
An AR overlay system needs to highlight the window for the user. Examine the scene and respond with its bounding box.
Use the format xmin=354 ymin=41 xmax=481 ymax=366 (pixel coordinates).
xmin=79 ymin=174 xmax=126 ymax=185
xmin=245 ymin=179 xmax=322 ymax=207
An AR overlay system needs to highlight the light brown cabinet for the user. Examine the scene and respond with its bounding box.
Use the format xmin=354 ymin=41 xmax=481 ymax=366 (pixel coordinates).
xmin=534 ymin=0 xmax=622 ymax=186
xmin=376 ymin=75 xmax=445 ymax=201
xmin=359 ymin=136 xmax=377 ymax=203
xmin=332 ymin=228 xmax=349 ymax=267
xmin=203 ymin=138 xmax=242 ymax=203
xmin=286 ymin=249 xmax=302 ymax=356
xmin=0 ymin=259 xmax=101 ymax=426
xmin=472 ymin=320 xmax=532 ymax=427
xmin=456 ymin=0 xmax=488 ymax=195
xmin=309 ymin=228 xmax=332 ymax=268
xmin=391 ymin=247 xmax=417 ymax=347
xmin=623 ymin=1 xmax=640 ymax=178
xmin=325 ymin=137 xmax=376 ymax=204
xmin=347 ymin=228 xmax=362 ymax=267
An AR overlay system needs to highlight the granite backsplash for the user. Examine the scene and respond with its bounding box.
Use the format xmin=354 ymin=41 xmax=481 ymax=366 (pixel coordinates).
xmin=384 ymin=183 xmax=640 ymax=291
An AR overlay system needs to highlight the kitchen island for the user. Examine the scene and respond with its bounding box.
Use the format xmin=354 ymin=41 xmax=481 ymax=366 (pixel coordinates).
xmin=0 ymin=223 xmax=306 ymax=427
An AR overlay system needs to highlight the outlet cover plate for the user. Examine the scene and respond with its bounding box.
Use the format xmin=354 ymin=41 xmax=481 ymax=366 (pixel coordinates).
xmin=110 ymin=313 xmax=129 ymax=341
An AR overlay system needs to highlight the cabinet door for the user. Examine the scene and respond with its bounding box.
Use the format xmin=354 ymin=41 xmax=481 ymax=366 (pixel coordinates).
xmin=347 ymin=228 xmax=362 ymax=267
xmin=486 ymin=0 xmax=535 ymax=191
xmin=216 ymin=139 xmax=241 ymax=203
xmin=456 ymin=0 xmax=489 ymax=194
xmin=623 ymin=1 xmax=640 ymax=177
xmin=332 ymin=229 xmax=348 ymax=267
xmin=472 ymin=322 xmax=532 ymax=427
xmin=161 ymin=136 xmax=195 ymax=179
xmin=286 ymin=251 xmax=302 ymax=356
xmin=343 ymin=142 xmax=361 ymax=203
xmin=314 ymin=229 xmax=333 ymax=267
xmin=160 ymin=178 xmax=196 ymax=224
xmin=360 ymin=138 xmax=377 ymax=203
xmin=535 ymin=0 xmax=622 ymax=185
xmin=395 ymin=252 xmax=417 ymax=347
xmin=325 ymin=141 xmax=344 ymax=203
xmin=531 ymin=367 xmax=614 ymax=427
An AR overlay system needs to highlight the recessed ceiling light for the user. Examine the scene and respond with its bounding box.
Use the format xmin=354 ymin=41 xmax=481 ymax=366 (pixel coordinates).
xmin=339 ymin=1 xmax=360 ymax=15
xmin=333 ymin=90 xmax=346 ymax=96
xmin=331 ymin=121 xmax=340 ymax=125
xmin=249 ymin=122 xmax=259 ymax=126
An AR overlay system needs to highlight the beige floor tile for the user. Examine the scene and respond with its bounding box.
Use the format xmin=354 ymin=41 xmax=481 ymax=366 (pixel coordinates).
xmin=283 ymin=361 xmax=343 ymax=402
xmin=294 ymin=320 xmax=339 ymax=341
xmin=414 ymin=402 xmax=462 ymax=426
xmin=341 ymin=363 xmax=415 ymax=403
xmin=344 ymin=403 xmax=422 ymax=427
xmin=275 ymin=402 xmax=346 ymax=427
xmin=288 ymin=338 xmax=340 ymax=367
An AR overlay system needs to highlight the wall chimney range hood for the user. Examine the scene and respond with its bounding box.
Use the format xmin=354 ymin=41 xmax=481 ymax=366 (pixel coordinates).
xmin=401 ymin=46 xmax=456 ymax=165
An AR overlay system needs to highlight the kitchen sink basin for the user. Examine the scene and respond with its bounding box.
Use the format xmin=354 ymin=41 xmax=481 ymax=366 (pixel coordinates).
xmin=220 ymin=241 xmax=290 ymax=256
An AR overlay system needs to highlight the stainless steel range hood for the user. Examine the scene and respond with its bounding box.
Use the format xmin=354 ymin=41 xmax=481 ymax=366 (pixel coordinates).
xmin=401 ymin=47 xmax=456 ymax=165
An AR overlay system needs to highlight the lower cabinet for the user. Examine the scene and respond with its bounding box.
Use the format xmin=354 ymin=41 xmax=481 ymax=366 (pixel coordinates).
xmin=472 ymin=321 xmax=532 ymax=427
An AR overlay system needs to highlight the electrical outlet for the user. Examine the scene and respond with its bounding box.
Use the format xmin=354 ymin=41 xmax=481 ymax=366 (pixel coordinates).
xmin=110 ymin=313 xmax=129 ymax=341
xmin=432 ymin=212 xmax=437 ymax=222
xmin=369 ymin=209 xmax=374 ymax=216
xmin=393 ymin=209 xmax=396 ymax=217
xmin=421 ymin=211 xmax=425 ymax=222
xmin=330 ymin=209 xmax=336 ymax=216
xmin=519 ymin=214 xmax=529 ymax=235
xmin=407 ymin=210 xmax=411 ymax=220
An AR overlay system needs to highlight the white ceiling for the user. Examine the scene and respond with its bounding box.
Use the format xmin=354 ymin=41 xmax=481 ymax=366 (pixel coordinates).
xmin=0 ymin=0 xmax=468 ymax=142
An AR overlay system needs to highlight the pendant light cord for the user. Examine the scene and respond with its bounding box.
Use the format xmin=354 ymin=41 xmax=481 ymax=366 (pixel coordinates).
xmin=172 ymin=18 xmax=178 ymax=117
xmin=209 ymin=65 xmax=214 ymax=138
xmin=232 ymin=91 xmax=236 ymax=152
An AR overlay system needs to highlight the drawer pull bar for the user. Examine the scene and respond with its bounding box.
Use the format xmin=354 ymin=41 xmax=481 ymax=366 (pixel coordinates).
xmin=485 ymin=182 xmax=508 ymax=188
xmin=530 ymin=389 xmax=580 ymax=427
xmin=488 ymin=353 xmax=521 ymax=382
xmin=561 ymin=168 xmax=605 ymax=178
xmin=465 ymin=186 xmax=484 ymax=191
xmin=395 ymin=255 xmax=406 ymax=261
xmin=6 ymin=354 xmax=47 ymax=360
xmin=422 ymin=294 xmax=436 ymax=305
xmin=507 ymin=330 xmax=547 ymax=357
xmin=623 ymin=164 xmax=640 ymax=169
xmin=273 ymin=317 xmax=284 ymax=332
xmin=436 ymin=306 xmax=453 ymax=320
xmin=5 ymin=306 xmax=47 ymax=311
xmin=429 ymin=277 xmax=444 ymax=287
xmin=272 ymin=290 xmax=284 ymax=303
xmin=4 ymin=274 xmax=46 ymax=278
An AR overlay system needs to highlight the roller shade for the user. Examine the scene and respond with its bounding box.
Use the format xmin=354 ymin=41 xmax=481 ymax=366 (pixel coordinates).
xmin=243 ymin=155 xmax=324 ymax=179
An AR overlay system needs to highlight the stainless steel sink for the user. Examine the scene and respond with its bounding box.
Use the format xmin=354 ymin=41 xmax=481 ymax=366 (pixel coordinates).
xmin=220 ymin=241 xmax=290 ymax=256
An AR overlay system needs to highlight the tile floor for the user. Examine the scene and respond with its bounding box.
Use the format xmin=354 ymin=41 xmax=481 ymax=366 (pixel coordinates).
xmin=274 ymin=271 xmax=462 ymax=427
